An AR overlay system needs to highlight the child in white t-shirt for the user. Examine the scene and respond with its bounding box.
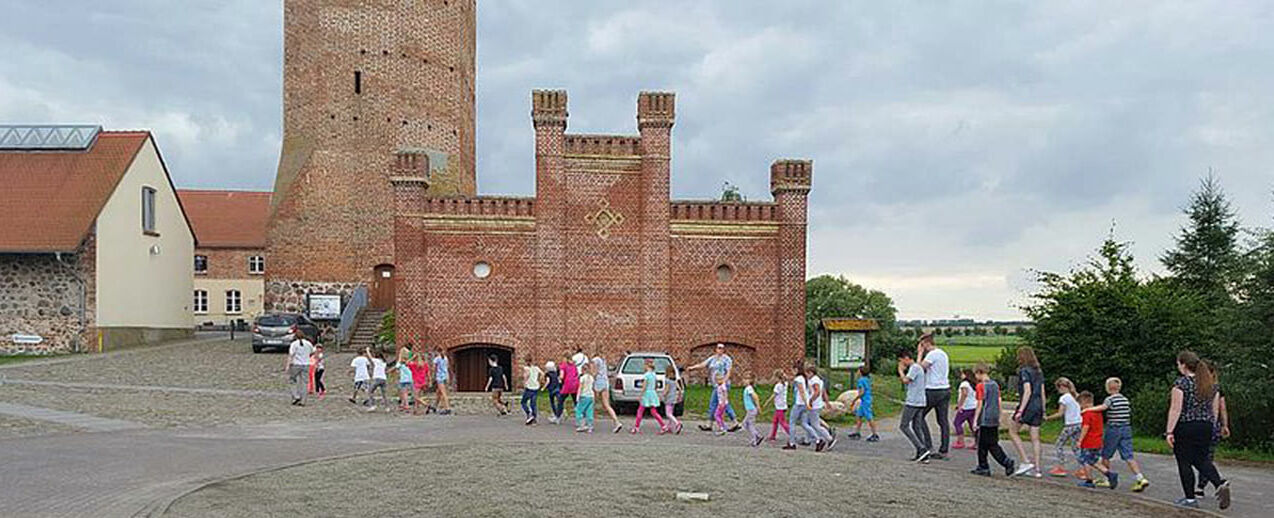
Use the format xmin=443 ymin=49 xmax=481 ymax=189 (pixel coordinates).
xmin=348 ymin=348 xmax=372 ymax=406
xmin=365 ymin=351 xmax=389 ymax=411
xmin=953 ymin=368 xmax=979 ymax=449
xmin=765 ymin=369 xmax=790 ymax=441
xmin=1046 ymin=377 xmax=1083 ymax=476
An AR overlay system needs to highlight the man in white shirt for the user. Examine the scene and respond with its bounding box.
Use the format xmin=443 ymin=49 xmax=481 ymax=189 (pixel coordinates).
xmin=917 ymin=333 xmax=951 ymax=457
xmin=285 ymin=334 xmax=314 ymax=406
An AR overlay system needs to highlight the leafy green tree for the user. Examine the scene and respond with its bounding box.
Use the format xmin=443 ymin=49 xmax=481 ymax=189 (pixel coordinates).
xmin=804 ymin=275 xmax=906 ymax=368
xmin=1025 ymin=236 xmax=1210 ymax=396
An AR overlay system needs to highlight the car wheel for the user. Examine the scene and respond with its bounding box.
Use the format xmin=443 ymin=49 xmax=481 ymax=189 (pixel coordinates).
xmin=252 ymin=345 xmax=262 ymax=354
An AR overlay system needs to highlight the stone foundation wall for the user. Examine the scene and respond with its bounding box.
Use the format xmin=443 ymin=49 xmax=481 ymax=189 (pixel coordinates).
xmin=265 ymin=280 xmax=362 ymax=344
xmin=0 ymin=252 xmax=91 ymax=355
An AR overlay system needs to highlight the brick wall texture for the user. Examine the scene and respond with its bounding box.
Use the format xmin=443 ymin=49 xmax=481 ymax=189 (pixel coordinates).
xmin=265 ymin=0 xmax=477 ymax=309
xmin=196 ymin=248 xmax=264 ymax=279
xmin=265 ymin=3 xmax=811 ymax=379
xmin=394 ymin=91 xmax=812 ymax=382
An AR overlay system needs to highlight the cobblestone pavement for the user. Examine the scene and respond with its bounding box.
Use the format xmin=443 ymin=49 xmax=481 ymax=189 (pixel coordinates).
xmin=0 ymin=337 xmax=1268 ymax=517
xmin=0 ymin=415 xmax=76 ymax=439
xmin=168 ymin=441 xmax=1195 ymax=518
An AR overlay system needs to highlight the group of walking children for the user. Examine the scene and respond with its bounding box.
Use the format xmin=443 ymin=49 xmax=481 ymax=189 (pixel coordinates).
xmin=954 ymin=346 xmax=1231 ymax=511
xmin=510 ymin=351 xmax=685 ymax=435
xmin=346 ymin=344 xmax=453 ymax=415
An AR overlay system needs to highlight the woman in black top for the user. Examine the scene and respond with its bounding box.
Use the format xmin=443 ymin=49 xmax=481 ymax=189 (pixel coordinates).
xmin=1165 ymin=351 xmax=1228 ymax=509
xmin=1008 ymin=346 xmax=1046 ymax=477
xmin=486 ymin=354 xmax=510 ymax=416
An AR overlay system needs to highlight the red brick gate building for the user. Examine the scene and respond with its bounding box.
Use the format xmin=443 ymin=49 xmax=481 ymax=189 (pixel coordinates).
xmin=392 ymin=91 xmax=812 ymax=389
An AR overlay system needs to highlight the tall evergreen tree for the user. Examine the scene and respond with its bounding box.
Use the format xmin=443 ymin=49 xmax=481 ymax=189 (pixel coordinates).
xmin=1162 ymin=174 xmax=1241 ymax=299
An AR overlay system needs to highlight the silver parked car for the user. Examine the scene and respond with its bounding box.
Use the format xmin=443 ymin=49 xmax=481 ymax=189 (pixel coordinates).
xmin=611 ymin=352 xmax=684 ymax=416
xmin=251 ymin=313 xmax=319 ymax=353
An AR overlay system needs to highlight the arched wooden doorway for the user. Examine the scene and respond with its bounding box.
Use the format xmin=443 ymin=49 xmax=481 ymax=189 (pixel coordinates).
xmin=371 ymin=264 xmax=395 ymax=310
xmin=452 ymin=344 xmax=514 ymax=392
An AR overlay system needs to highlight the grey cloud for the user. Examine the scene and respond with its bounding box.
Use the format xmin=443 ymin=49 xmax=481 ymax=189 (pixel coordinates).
xmin=2 ymin=0 xmax=1272 ymax=318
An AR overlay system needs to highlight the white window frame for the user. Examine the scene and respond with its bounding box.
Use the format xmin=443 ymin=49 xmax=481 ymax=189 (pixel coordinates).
xmin=194 ymin=255 xmax=208 ymax=274
xmin=193 ymin=290 xmax=208 ymax=314
xmin=248 ymin=255 xmax=264 ymax=275
xmin=225 ymin=290 xmax=242 ymax=314
xmin=142 ymin=186 xmax=157 ymax=234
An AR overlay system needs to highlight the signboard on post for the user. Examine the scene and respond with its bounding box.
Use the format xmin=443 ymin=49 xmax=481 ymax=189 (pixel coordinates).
xmin=11 ymin=334 xmax=43 ymax=345
xmin=307 ymin=294 xmax=342 ymax=321
xmin=830 ymin=332 xmax=867 ymax=369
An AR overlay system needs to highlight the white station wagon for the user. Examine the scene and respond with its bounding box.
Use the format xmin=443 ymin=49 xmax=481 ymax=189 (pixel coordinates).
xmin=610 ymin=352 xmax=684 ymax=416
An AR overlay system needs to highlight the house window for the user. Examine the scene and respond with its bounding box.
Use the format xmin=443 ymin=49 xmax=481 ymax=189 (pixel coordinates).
xmin=248 ymin=255 xmax=264 ymax=275
xmin=193 ymin=290 xmax=208 ymax=314
xmin=142 ymin=186 xmax=157 ymax=234
xmin=194 ymin=255 xmax=208 ymax=273
xmin=225 ymin=290 xmax=242 ymax=314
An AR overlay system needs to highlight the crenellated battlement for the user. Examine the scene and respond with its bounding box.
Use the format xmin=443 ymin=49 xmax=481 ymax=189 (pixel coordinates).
xmin=637 ymin=91 xmax=676 ymax=128
xmin=670 ymin=201 xmax=779 ymax=222
xmin=770 ymin=159 xmax=813 ymax=194
xmin=416 ymin=196 xmax=536 ymax=218
xmin=563 ymin=134 xmax=641 ymax=156
xmin=531 ymin=90 xmax=568 ymax=128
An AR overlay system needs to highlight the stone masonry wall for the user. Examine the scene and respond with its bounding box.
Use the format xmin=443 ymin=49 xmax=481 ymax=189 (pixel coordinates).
xmin=0 ymin=239 xmax=94 ymax=354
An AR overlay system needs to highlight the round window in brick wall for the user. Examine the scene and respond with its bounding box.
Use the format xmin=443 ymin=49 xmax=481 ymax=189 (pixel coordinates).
xmin=473 ymin=261 xmax=492 ymax=279
xmin=716 ymin=264 xmax=734 ymax=282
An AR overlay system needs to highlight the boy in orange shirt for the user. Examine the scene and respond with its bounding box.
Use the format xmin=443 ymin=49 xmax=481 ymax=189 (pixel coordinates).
xmin=1076 ymin=391 xmax=1118 ymax=489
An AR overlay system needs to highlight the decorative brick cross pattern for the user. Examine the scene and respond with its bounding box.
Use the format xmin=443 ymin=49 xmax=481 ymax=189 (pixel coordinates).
xmin=584 ymin=199 xmax=625 ymax=239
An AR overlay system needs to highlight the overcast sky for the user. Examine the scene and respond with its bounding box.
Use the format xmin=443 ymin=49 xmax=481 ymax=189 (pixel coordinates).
xmin=3 ymin=1 xmax=1272 ymax=320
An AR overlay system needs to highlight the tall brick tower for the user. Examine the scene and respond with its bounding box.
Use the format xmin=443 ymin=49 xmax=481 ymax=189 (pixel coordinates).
xmin=266 ymin=0 xmax=477 ymax=315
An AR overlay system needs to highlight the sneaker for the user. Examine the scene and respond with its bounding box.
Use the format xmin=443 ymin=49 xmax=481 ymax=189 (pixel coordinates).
xmin=953 ymin=442 xmax=965 ymax=450
xmin=728 ymin=424 xmax=742 ymax=433
xmin=716 ymin=430 xmax=727 ymax=436
xmin=1217 ymin=481 xmax=1231 ymax=510
xmin=629 ymin=428 xmax=639 ymax=435
xmin=782 ymin=444 xmax=797 ymax=450
xmin=1173 ymin=498 xmax=1199 ymax=509
xmin=1094 ymin=478 xmax=1111 ymax=488
xmin=365 ymin=405 xmax=377 ymax=412
xmin=847 ymin=432 xmax=862 ymax=440
xmin=613 ymin=424 xmax=624 ymax=434
xmin=914 ymin=450 xmax=932 ymax=463
xmin=658 ymin=428 xmax=669 ymax=436
xmin=525 ymin=417 xmax=534 ymax=426
xmin=675 ymin=423 xmax=684 ymax=435
xmin=295 ymin=401 xmax=305 ymax=407
xmin=814 ymin=441 xmax=826 ymax=452
xmin=1078 ymin=480 xmax=1096 ymax=489
xmin=291 ymin=399 xmax=300 ymax=406
xmin=347 ymin=397 xmax=357 ymax=404
xmin=1048 ymin=466 xmax=1069 ymax=477
xmin=1004 ymin=460 xmax=1017 ymax=477
xmin=752 ymin=436 xmax=763 ymax=447
xmin=971 ymin=467 xmax=992 ymax=477
xmin=929 ymin=452 xmax=946 ymax=461
xmin=866 ymin=434 xmax=880 ymax=443
xmin=575 ymin=427 xmax=586 ymax=433
xmin=698 ymin=424 xmax=713 ymax=432
xmin=1106 ymin=472 xmax=1119 ymax=490
xmin=1012 ymin=462 xmax=1035 ymax=477
xmin=825 ymin=436 xmax=838 ymax=452
xmin=1033 ymin=469 xmax=1043 ymax=479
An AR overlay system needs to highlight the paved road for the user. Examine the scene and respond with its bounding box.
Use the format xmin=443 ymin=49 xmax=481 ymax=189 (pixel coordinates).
xmin=0 ymin=411 xmax=1266 ymax=517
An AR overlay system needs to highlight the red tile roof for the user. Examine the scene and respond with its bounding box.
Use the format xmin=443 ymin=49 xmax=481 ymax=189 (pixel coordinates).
xmin=177 ymin=190 xmax=272 ymax=248
xmin=0 ymin=131 xmax=150 ymax=252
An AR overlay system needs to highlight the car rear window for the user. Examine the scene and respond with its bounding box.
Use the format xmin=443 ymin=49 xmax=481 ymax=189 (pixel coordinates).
xmin=257 ymin=315 xmax=296 ymax=327
xmin=621 ymin=357 xmax=673 ymax=375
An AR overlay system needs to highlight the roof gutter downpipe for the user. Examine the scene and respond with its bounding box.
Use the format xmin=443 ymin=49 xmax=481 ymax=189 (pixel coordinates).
xmin=54 ymin=252 xmax=87 ymax=354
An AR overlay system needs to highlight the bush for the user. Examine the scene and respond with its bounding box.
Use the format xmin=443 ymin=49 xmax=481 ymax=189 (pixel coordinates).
xmin=1128 ymin=382 xmax=1170 ymax=440
xmin=1127 ymin=370 xmax=1274 ymax=453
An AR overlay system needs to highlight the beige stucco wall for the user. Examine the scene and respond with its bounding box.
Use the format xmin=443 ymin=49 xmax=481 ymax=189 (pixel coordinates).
xmin=193 ymin=277 xmax=265 ymax=325
xmin=95 ymin=137 xmax=194 ymax=330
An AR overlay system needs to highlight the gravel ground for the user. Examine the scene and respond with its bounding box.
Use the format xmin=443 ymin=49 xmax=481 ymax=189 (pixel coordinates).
xmin=168 ymin=443 xmax=1193 ymax=518
xmin=0 ymin=415 xmax=77 ymax=439
xmin=0 ymin=337 xmax=354 ymax=391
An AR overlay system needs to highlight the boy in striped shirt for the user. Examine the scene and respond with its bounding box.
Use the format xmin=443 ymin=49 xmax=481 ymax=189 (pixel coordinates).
xmin=1083 ymin=377 xmax=1150 ymax=492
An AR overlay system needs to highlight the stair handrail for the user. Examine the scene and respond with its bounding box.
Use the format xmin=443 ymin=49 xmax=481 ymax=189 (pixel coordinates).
xmin=337 ymin=286 xmax=369 ymax=346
